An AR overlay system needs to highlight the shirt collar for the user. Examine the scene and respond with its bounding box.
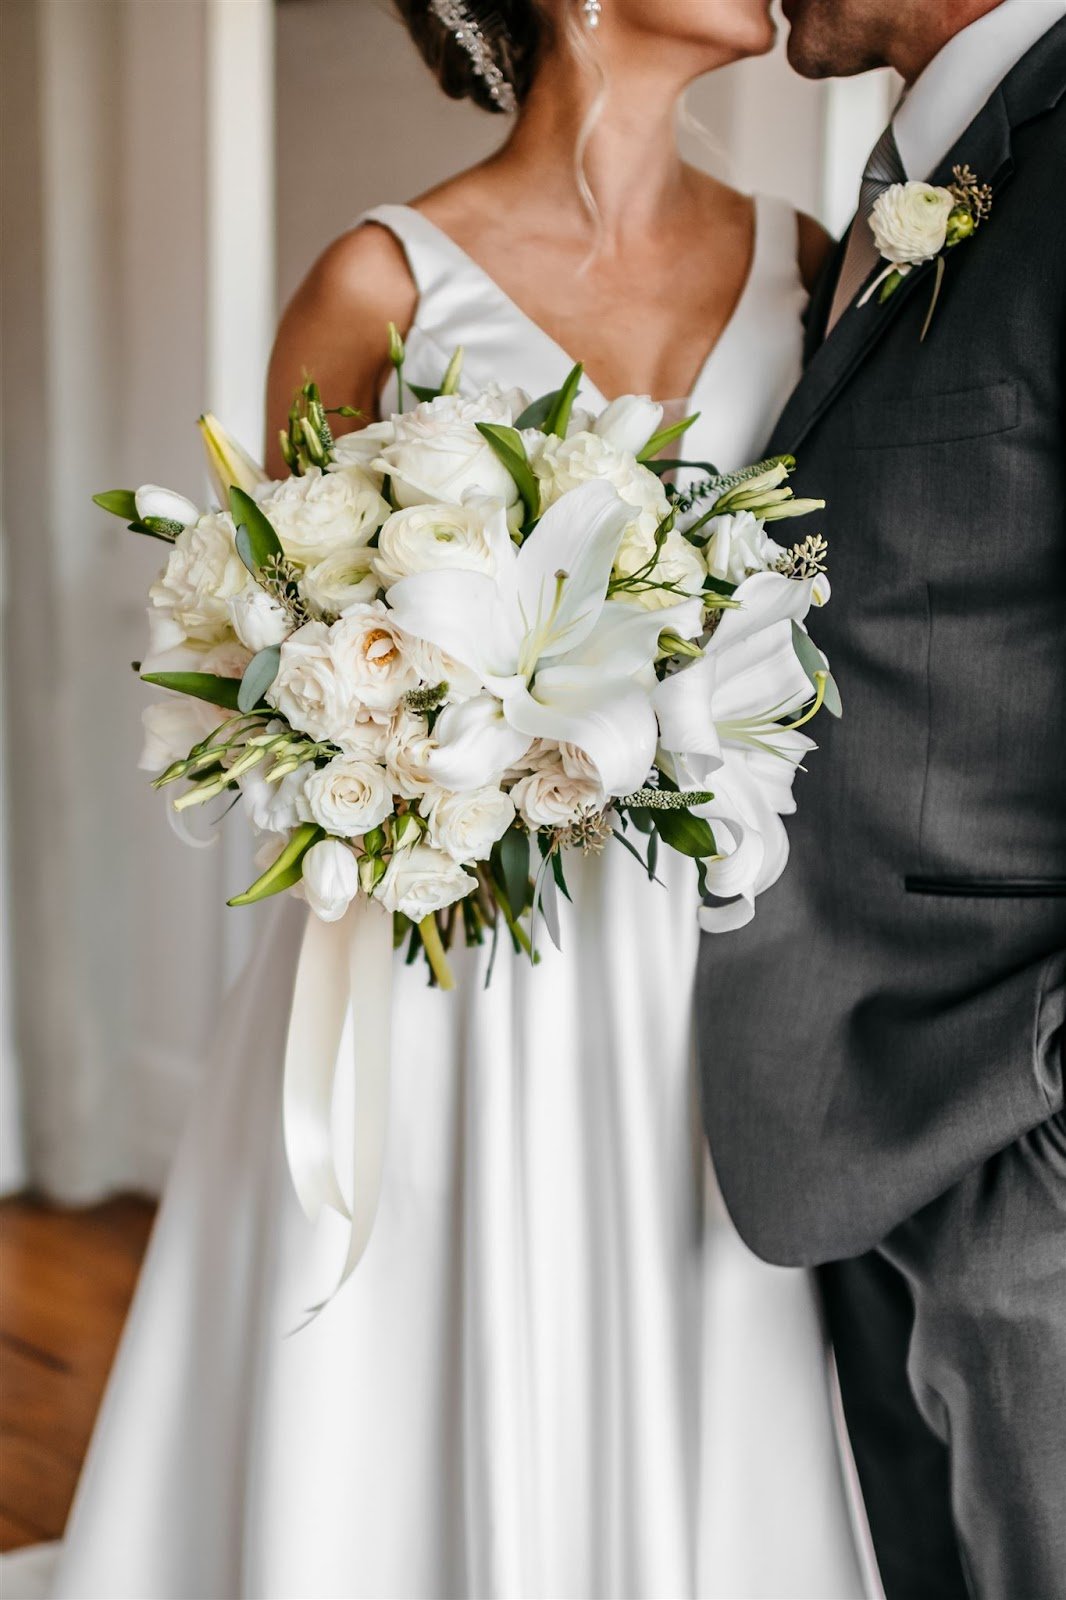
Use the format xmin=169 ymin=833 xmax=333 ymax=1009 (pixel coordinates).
xmin=893 ymin=0 xmax=1066 ymax=179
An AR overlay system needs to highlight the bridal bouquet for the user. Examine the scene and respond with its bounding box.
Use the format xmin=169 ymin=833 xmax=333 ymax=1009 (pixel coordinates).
xmin=100 ymin=348 xmax=837 ymax=988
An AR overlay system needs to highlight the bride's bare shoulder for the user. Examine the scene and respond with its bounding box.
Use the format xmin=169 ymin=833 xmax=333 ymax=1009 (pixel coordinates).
xmin=266 ymin=222 xmax=416 ymax=473
xmin=797 ymin=212 xmax=835 ymax=292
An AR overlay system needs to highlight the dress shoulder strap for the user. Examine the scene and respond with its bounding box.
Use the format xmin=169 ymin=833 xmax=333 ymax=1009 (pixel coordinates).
xmin=355 ymin=203 xmax=469 ymax=308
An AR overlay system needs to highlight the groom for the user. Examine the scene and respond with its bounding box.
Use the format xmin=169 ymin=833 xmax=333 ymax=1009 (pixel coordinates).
xmin=698 ymin=1 xmax=1066 ymax=1594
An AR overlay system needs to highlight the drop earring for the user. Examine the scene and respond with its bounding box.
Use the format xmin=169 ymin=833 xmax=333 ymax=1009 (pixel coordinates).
xmin=583 ymin=0 xmax=602 ymax=28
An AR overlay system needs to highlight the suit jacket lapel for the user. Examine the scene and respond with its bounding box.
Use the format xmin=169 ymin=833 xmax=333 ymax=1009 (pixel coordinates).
xmin=768 ymin=16 xmax=1066 ymax=458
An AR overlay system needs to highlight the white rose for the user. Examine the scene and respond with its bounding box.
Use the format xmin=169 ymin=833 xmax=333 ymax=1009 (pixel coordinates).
xmin=303 ymin=756 xmax=393 ymax=837
xmin=227 ymin=585 xmax=292 ymax=652
xmin=425 ymin=784 xmax=515 ymax=863
xmin=329 ymin=419 xmax=396 ymax=481
xmin=268 ymin=620 xmax=353 ymax=743
xmin=613 ymin=525 xmax=706 ymax=611
xmin=703 ymin=511 xmax=786 ymax=585
xmin=510 ymin=758 xmax=606 ymax=828
xmin=385 ymin=706 xmax=437 ymax=799
xmin=374 ymin=392 xmax=521 ymax=511
xmin=405 ymin=636 xmax=482 ymax=704
xmin=328 ymin=600 xmax=421 ymax=714
xmin=138 ymin=697 xmax=226 ymax=771
xmin=255 ymin=465 xmax=387 ymax=565
xmin=240 ymin=764 xmax=311 ymax=834
xmin=375 ymin=841 xmax=477 ymax=919
xmin=591 ymin=396 xmax=664 ymax=458
xmin=870 ymin=181 xmax=954 ymax=265
xmin=535 ymin=431 xmax=669 ymax=540
xmin=373 ymin=501 xmax=498 ymax=588
xmin=302 ymin=837 xmax=360 ymax=922
xmin=149 ymin=509 xmax=251 ymax=643
xmin=299 ymin=549 xmax=381 ymax=617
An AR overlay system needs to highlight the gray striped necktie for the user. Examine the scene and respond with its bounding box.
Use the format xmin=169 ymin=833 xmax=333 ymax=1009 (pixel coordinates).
xmin=825 ymin=120 xmax=907 ymax=337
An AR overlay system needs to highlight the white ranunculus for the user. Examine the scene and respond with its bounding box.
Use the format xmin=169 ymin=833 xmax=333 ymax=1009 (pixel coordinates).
xmin=328 ymin=600 xmax=421 ymax=714
xmin=374 ymin=391 xmax=522 ymax=511
xmin=240 ymin=764 xmax=311 ymax=834
xmin=303 ymin=755 xmax=393 ymax=837
xmin=703 ymin=511 xmax=787 ymax=586
xmin=329 ymin=419 xmax=396 ymax=481
xmin=870 ymin=181 xmax=954 ymax=265
xmin=591 ymin=396 xmax=664 ymax=458
xmin=534 ymin=431 xmax=670 ymax=541
xmin=384 ymin=707 xmax=437 ymax=800
xmin=302 ymin=838 xmax=360 ymax=922
xmin=255 ymin=465 xmax=387 ymax=566
xmin=227 ymin=586 xmax=292 ymax=652
xmin=425 ymin=784 xmax=515 ymax=863
xmin=373 ymin=501 xmax=499 ymax=588
xmin=268 ymin=620 xmax=353 ymax=744
xmin=613 ymin=525 xmax=706 ymax=612
xmin=299 ymin=549 xmax=381 ymax=617
xmin=138 ymin=698 xmax=226 ymax=771
xmin=375 ymin=841 xmax=477 ymax=920
xmin=135 ymin=485 xmax=199 ymax=528
xmin=510 ymin=759 xmax=606 ymax=829
xmin=149 ymin=509 xmax=251 ymax=644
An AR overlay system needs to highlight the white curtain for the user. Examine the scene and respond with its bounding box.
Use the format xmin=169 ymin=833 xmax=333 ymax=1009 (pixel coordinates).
xmin=1 ymin=0 xmax=891 ymax=1202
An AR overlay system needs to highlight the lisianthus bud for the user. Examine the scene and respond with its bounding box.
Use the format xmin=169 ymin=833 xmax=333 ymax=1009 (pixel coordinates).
xmin=362 ymin=824 xmax=387 ymax=857
xmin=392 ymin=811 xmax=425 ymax=851
xmin=358 ymin=853 xmax=387 ymax=895
xmin=387 ymin=322 xmax=405 ymax=367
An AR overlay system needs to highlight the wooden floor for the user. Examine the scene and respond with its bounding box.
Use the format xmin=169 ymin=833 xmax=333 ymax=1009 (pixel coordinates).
xmin=0 ymin=1195 xmax=156 ymax=1552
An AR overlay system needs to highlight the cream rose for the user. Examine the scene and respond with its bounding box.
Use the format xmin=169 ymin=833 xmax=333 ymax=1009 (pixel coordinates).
xmin=302 ymin=837 xmax=360 ymax=922
xmin=425 ymin=784 xmax=515 ymax=863
xmin=255 ymin=465 xmax=387 ymax=566
xmin=299 ymin=549 xmax=380 ymax=617
xmin=373 ymin=501 xmax=498 ymax=588
xmin=267 ymin=621 xmax=353 ymax=744
xmin=870 ymin=181 xmax=954 ymax=265
xmin=612 ymin=526 xmax=706 ymax=611
xmin=384 ymin=706 xmax=437 ymax=800
xmin=328 ymin=601 xmax=421 ymax=714
xmin=534 ymin=431 xmax=670 ymax=542
xmin=510 ymin=753 xmax=606 ymax=829
xmin=374 ymin=392 xmax=522 ymax=511
xmin=375 ymin=841 xmax=477 ymax=919
xmin=227 ymin=585 xmax=292 ymax=652
xmin=149 ymin=510 xmax=251 ymax=644
xmin=303 ymin=755 xmax=393 ymax=837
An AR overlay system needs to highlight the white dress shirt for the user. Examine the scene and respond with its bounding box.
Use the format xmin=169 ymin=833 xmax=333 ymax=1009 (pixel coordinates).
xmin=894 ymin=0 xmax=1066 ymax=179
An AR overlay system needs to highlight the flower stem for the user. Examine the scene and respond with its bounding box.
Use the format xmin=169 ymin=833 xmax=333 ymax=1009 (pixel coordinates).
xmin=418 ymin=912 xmax=455 ymax=991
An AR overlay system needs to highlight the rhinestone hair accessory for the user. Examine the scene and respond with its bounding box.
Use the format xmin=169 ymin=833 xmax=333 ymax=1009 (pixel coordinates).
xmin=428 ymin=0 xmax=518 ymax=113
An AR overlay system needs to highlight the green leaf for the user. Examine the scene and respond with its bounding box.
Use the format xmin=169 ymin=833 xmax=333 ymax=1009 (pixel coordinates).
xmin=227 ymin=822 xmax=324 ymax=907
xmin=495 ymin=827 xmax=531 ymax=919
xmin=702 ymin=574 xmax=738 ymax=598
xmin=791 ymin=621 xmax=842 ymax=717
xmin=542 ymin=363 xmax=583 ymax=438
xmin=646 ymin=826 xmax=659 ymax=882
xmin=654 ymin=807 xmax=717 ymax=859
xmin=407 ymin=382 xmax=442 ymax=403
xmin=475 ymin=424 xmax=540 ymax=525
xmin=230 ymin=486 xmax=283 ymax=577
xmin=550 ymin=846 xmax=572 ymax=901
xmin=94 ymin=489 xmax=139 ymax=520
xmin=637 ymin=412 xmax=700 ymax=463
xmin=140 ymin=671 xmax=243 ymax=710
xmin=649 ymin=457 xmax=718 ymax=479
xmin=514 ymin=389 xmax=562 ymax=430
xmin=237 ymin=645 xmax=281 ymax=713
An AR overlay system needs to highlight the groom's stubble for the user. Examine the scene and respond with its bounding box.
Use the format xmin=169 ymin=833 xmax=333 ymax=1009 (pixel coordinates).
xmin=781 ymin=0 xmax=1007 ymax=82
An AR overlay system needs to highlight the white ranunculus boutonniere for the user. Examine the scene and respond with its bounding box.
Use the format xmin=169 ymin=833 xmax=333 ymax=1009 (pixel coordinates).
xmin=860 ymin=165 xmax=993 ymax=341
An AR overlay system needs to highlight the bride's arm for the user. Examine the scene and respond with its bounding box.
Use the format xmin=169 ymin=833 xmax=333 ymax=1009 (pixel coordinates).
xmin=797 ymin=213 xmax=836 ymax=295
xmin=264 ymin=224 xmax=416 ymax=476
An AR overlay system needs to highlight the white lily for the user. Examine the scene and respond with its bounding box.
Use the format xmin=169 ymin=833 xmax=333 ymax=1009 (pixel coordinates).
xmin=387 ymin=480 xmax=703 ymax=794
xmin=197 ymin=412 xmax=269 ymax=506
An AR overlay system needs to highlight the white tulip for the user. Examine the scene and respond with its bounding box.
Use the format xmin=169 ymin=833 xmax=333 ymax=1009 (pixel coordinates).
xmin=591 ymin=396 xmax=664 ymax=458
xmin=134 ymin=485 xmax=199 ymax=528
xmin=301 ymin=838 xmax=360 ymax=922
xmin=425 ymin=784 xmax=516 ymax=863
xmin=303 ymin=756 xmax=394 ymax=837
xmin=375 ymin=841 xmax=477 ymax=920
xmin=227 ymin=586 xmax=292 ymax=652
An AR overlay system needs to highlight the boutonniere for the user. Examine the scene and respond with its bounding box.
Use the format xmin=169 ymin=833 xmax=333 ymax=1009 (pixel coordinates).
xmin=859 ymin=165 xmax=993 ymax=341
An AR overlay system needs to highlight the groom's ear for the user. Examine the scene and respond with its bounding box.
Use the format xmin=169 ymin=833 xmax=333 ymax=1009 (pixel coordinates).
xmin=798 ymin=215 xmax=836 ymax=295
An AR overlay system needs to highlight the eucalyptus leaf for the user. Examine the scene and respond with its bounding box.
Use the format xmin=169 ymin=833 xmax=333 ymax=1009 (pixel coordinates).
xmin=227 ymin=822 xmax=323 ymax=907
xmin=140 ymin=671 xmax=243 ymax=711
xmin=237 ymin=645 xmax=281 ymax=713
xmin=637 ymin=412 xmax=700 ymax=463
xmin=93 ymin=489 xmax=138 ymax=520
xmin=476 ymin=423 xmax=540 ymax=525
xmin=542 ymin=362 xmax=583 ymax=438
xmin=791 ymin=621 xmax=842 ymax=717
xmin=230 ymin=486 xmax=283 ymax=576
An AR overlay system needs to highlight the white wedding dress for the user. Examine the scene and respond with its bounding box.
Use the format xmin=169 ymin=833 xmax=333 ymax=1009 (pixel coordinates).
xmin=7 ymin=198 xmax=873 ymax=1600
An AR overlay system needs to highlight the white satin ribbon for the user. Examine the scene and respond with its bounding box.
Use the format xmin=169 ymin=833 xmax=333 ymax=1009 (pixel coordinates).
xmin=283 ymin=898 xmax=394 ymax=1322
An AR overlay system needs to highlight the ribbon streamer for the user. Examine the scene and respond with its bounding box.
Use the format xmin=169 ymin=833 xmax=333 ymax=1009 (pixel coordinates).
xmin=283 ymin=898 xmax=394 ymax=1323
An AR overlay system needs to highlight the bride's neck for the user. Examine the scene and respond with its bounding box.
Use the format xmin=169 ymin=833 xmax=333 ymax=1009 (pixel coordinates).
xmin=493 ymin=47 xmax=702 ymax=247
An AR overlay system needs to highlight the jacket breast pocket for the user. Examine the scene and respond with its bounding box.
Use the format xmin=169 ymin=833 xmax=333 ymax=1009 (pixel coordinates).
xmin=840 ymin=379 xmax=1019 ymax=449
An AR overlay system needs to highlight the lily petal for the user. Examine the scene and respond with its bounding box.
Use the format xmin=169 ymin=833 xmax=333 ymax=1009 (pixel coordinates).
xmin=387 ymin=568 xmax=515 ymax=680
xmin=506 ymin=669 xmax=657 ymax=795
xmin=428 ymin=693 xmax=533 ymax=789
xmin=713 ymin=621 xmax=813 ymax=728
xmin=513 ymin=480 xmax=631 ymax=664
xmin=710 ymin=570 xmax=816 ymax=652
xmin=652 ymin=654 xmax=724 ymax=777
xmin=565 ymin=596 xmax=704 ymax=677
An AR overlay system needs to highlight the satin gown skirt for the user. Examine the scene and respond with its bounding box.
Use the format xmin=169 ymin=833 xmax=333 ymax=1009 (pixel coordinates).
xmin=34 ymin=849 xmax=868 ymax=1600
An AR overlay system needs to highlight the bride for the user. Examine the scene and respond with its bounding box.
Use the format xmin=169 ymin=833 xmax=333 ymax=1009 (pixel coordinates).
xmin=17 ymin=2 xmax=872 ymax=1597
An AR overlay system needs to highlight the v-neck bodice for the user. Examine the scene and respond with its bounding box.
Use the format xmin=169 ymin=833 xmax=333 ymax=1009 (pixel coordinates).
xmin=359 ymin=194 xmax=806 ymax=471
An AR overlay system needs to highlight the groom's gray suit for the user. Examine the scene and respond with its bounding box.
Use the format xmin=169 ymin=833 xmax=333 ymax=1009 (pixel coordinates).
xmin=698 ymin=21 xmax=1066 ymax=1598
